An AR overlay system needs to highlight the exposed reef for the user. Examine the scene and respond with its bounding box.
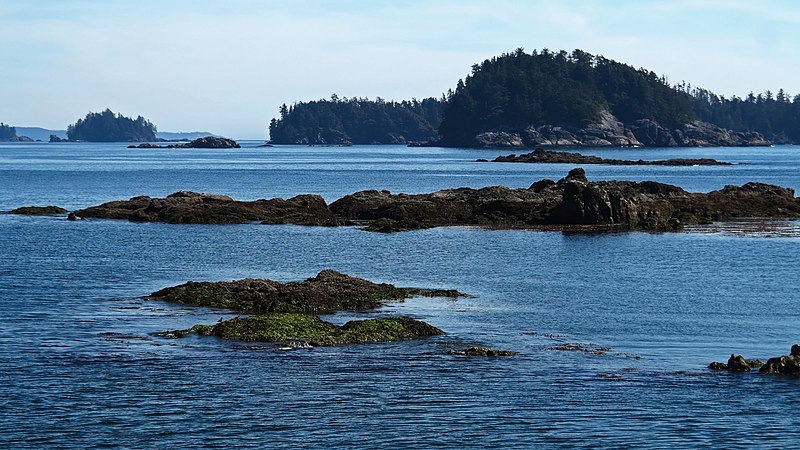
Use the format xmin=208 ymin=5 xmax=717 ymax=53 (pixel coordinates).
xmin=150 ymin=269 xmax=465 ymax=315
xmin=128 ymin=136 xmax=240 ymax=149
xmin=73 ymin=190 xmax=337 ymax=225
xmin=158 ymin=314 xmax=444 ymax=346
xmin=10 ymin=205 xmax=68 ymax=215
xmin=709 ymin=345 xmax=800 ymax=375
xmin=485 ymin=148 xmax=732 ymax=166
xmin=62 ymin=170 xmax=800 ymax=233
xmin=152 ymin=270 xmax=461 ymax=347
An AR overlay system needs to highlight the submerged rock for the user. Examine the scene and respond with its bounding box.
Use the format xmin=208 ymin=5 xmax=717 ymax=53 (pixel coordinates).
xmin=150 ymin=269 xmax=465 ymax=315
xmin=10 ymin=205 xmax=68 ymax=215
xmin=159 ymin=314 xmax=444 ymax=346
xmin=448 ymin=346 xmax=518 ymax=357
xmin=489 ymin=148 xmax=732 ymax=166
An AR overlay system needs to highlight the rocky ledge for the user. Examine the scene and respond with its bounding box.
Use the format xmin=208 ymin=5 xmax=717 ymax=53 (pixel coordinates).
xmin=709 ymin=345 xmax=800 ymax=375
xmin=10 ymin=205 xmax=68 ymax=215
xmin=128 ymin=136 xmax=240 ymax=149
xmin=485 ymin=148 xmax=732 ymax=166
xmin=67 ymin=169 xmax=800 ymax=233
xmin=152 ymin=270 xmax=461 ymax=347
xmin=158 ymin=314 xmax=443 ymax=346
xmin=150 ymin=269 xmax=465 ymax=315
xmin=448 ymin=346 xmax=518 ymax=357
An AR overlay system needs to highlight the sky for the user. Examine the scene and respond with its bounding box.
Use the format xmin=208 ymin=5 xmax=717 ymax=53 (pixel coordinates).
xmin=1 ymin=0 xmax=799 ymax=139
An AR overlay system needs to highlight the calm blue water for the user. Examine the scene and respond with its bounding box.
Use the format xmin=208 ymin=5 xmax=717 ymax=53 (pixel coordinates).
xmin=1 ymin=142 xmax=799 ymax=448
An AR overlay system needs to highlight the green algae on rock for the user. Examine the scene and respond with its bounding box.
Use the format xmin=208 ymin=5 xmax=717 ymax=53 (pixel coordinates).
xmin=150 ymin=269 xmax=466 ymax=315
xmin=159 ymin=314 xmax=444 ymax=346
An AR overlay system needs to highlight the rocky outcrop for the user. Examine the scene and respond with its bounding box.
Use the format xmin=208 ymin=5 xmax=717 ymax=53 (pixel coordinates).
xmin=69 ymin=171 xmax=800 ymax=232
xmin=10 ymin=205 xmax=68 ymax=215
xmin=488 ymin=148 xmax=732 ymax=166
xmin=448 ymin=346 xmax=518 ymax=357
xmin=128 ymin=136 xmax=240 ymax=149
xmin=72 ymin=190 xmax=338 ymax=225
xmin=330 ymin=168 xmax=800 ymax=232
xmin=457 ymin=111 xmax=771 ymax=148
xmin=153 ymin=270 xmax=459 ymax=347
xmin=150 ymin=269 xmax=465 ymax=315
xmin=631 ymin=120 xmax=771 ymax=147
xmin=709 ymin=345 xmax=800 ymax=375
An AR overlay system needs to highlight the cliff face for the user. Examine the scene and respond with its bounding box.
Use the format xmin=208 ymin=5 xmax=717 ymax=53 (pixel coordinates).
xmin=469 ymin=111 xmax=771 ymax=148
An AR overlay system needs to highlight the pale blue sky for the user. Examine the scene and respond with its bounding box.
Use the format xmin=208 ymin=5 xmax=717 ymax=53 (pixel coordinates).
xmin=1 ymin=0 xmax=798 ymax=139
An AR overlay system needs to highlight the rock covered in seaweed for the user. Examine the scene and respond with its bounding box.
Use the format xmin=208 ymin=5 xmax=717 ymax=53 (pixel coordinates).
xmin=158 ymin=314 xmax=444 ymax=346
xmin=708 ymin=345 xmax=800 ymax=375
xmin=448 ymin=346 xmax=518 ymax=357
xmin=150 ymin=269 xmax=465 ymax=315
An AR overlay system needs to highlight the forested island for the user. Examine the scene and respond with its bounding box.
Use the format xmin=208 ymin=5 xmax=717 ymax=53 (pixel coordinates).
xmin=269 ymin=48 xmax=800 ymax=147
xmin=0 ymin=123 xmax=33 ymax=142
xmin=67 ymin=109 xmax=157 ymax=142
xmin=268 ymin=96 xmax=442 ymax=145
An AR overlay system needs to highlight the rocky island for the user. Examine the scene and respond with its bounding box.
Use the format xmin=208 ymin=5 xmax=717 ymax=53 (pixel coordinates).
xmin=128 ymin=136 xmax=240 ymax=149
xmin=152 ymin=270 xmax=463 ymax=346
xmin=66 ymin=169 xmax=800 ymax=233
xmin=484 ymin=148 xmax=732 ymax=166
xmin=10 ymin=206 xmax=68 ymax=215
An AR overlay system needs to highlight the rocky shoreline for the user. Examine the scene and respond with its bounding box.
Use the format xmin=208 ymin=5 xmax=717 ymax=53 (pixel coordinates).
xmin=152 ymin=270 xmax=464 ymax=347
xmin=54 ymin=169 xmax=800 ymax=233
xmin=424 ymin=111 xmax=773 ymax=149
xmin=483 ymin=148 xmax=733 ymax=166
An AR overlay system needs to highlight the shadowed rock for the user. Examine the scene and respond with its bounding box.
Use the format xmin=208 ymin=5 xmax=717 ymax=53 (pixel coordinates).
xmin=488 ymin=148 xmax=733 ymax=166
xmin=708 ymin=345 xmax=800 ymax=375
xmin=10 ymin=205 xmax=68 ymax=215
xmin=157 ymin=314 xmax=444 ymax=346
xmin=150 ymin=269 xmax=466 ymax=315
xmin=73 ymin=191 xmax=338 ymax=225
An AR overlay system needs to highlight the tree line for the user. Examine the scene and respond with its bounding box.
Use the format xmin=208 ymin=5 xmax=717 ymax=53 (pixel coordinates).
xmin=268 ymin=95 xmax=443 ymax=144
xmin=67 ymin=109 xmax=157 ymax=142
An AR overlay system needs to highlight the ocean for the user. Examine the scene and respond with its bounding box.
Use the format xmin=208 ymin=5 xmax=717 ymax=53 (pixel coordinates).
xmin=1 ymin=142 xmax=798 ymax=448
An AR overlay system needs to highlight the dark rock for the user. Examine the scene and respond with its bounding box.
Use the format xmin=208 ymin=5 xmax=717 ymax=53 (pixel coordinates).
xmin=70 ymin=171 xmax=800 ymax=232
xmin=490 ymin=148 xmax=733 ymax=166
xmin=10 ymin=205 xmax=68 ymax=215
xmin=759 ymin=345 xmax=800 ymax=375
xmin=708 ymin=361 xmax=727 ymax=370
xmin=726 ymin=354 xmax=751 ymax=372
xmin=160 ymin=314 xmax=444 ymax=346
xmin=449 ymin=346 xmax=518 ymax=357
xmin=150 ymin=269 xmax=466 ymax=315
xmin=67 ymin=212 xmax=78 ymax=221
xmin=128 ymin=136 xmax=241 ymax=149
xmin=73 ymin=191 xmax=338 ymax=225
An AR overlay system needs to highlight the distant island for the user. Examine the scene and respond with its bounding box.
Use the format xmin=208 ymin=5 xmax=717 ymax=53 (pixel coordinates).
xmin=270 ymin=48 xmax=800 ymax=148
xmin=0 ymin=123 xmax=33 ymax=142
xmin=66 ymin=109 xmax=156 ymax=142
xmin=268 ymin=95 xmax=442 ymax=145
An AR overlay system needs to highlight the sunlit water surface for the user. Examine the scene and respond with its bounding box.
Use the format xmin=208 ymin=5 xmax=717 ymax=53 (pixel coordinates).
xmin=1 ymin=142 xmax=799 ymax=448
